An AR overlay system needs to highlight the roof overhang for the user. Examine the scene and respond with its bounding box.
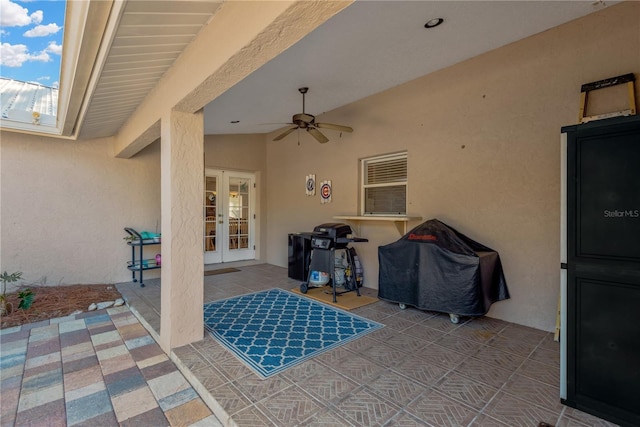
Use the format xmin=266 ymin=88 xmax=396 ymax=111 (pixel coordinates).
xmin=56 ymin=0 xmax=122 ymax=138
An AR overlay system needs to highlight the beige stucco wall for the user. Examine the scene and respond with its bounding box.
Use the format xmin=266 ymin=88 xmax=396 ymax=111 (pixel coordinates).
xmin=265 ymin=2 xmax=640 ymax=331
xmin=204 ymin=134 xmax=266 ymax=172
xmin=0 ymin=132 xmax=161 ymax=289
xmin=0 ymin=131 xmax=266 ymax=291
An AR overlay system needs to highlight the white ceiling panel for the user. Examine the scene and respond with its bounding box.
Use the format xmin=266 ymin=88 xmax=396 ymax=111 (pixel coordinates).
xmin=79 ymin=0 xmax=222 ymax=139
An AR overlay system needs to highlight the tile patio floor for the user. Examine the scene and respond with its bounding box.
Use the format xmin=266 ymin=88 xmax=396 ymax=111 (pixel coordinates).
xmin=113 ymin=263 xmax=618 ymax=427
xmin=0 ymin=305 xmax=221 ymax=426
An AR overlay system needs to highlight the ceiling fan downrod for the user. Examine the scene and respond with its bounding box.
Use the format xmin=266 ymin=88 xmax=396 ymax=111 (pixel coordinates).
xmin=299 ymin=87 xmax=308 ymax=114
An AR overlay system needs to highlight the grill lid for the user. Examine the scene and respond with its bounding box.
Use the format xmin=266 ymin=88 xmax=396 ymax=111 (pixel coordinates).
xmin=312 ymin=223 xmax=352 ymax=240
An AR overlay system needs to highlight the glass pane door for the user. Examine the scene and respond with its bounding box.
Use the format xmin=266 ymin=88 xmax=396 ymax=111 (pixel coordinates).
xmin=203 ymin=175 xmax=219 ymax=263
xmin=204 ymin=169 xmax=255 ymax=264
xmin=228 ymin=177 xmax=250 ymax=250
xmin=223 ymin=173 xmax=255 ymax=262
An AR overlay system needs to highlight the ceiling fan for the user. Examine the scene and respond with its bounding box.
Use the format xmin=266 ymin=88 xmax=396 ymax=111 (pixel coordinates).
xmin=273 ymin=87 xmax=353 ymax=143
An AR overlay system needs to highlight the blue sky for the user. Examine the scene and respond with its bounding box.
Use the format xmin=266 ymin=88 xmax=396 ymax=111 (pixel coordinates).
xmin=0 ymin=0 xmax=66 ymax=88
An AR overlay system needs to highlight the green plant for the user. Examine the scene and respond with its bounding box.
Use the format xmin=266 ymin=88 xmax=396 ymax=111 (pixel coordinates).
xmin=1 ymin=271 xmax=23 ymax=316
xmin=18 ymin=289 xmax=34 ymax=310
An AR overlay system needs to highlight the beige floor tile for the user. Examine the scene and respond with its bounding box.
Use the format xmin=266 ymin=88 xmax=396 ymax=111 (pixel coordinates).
xmin=17 ymin=383 xmax=63 ymax=411
xmin=61 ymin=342 xmax=94 ymax=362
xmin=111 ymin=385 xmax=159 ymax=422
xmin=90 ymin=330 xmax=122 ymax=347
xmin=165 ymin=398 xmax=212 ymax=427
xmin=63 ymin=365 xmax=104 ymax=393
xmin=100 ymin=352 xmax=137 ymax=376
xmin=96 ymin=344 xmax=128 ymax=361
xmin=136 ymin=353 xmax=169 ymax=369
xmin=147 ymin=370 xmax=191 ymax=401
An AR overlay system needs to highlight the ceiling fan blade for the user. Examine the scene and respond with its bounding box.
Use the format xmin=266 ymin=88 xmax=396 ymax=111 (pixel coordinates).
xmin=315 ymin=122 xmax=353 ymax=133
xmin=307 ymin=127 xmax=329 ymax=144
xmin=273 ymin=126 xmax=297 ymax=141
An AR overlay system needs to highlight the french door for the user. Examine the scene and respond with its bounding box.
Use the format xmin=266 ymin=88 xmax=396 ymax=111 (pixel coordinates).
xmin=203 ymin=169 xmax=255 ymax=264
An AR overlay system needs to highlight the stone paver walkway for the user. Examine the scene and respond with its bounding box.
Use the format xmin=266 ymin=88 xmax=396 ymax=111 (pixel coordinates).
xmin=0 ymin=305 xmax=221 ymax=427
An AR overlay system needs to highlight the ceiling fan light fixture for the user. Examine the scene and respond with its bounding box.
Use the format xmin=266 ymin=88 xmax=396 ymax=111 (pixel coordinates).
xmin=424 ymin=18 xmax=444 ymax=29
xmin=272 ymin=87 xmax=353 ymax=143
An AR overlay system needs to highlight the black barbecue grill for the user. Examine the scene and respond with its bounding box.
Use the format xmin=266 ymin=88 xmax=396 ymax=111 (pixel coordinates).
xmin=300 ymin=223 xmax=368 ymax=302
xmin=310 ymin=223 xmax=354 ymax=250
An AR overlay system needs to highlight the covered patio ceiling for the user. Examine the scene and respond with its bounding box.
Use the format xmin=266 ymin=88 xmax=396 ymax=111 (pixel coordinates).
xmin=63 ymin=1 xmax=614 ymax=142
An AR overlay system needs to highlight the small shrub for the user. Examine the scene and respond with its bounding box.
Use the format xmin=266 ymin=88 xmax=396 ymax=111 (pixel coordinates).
xmin=1 ymin=271 xmax=23 ymax=316
xmin=18 ymin=289 xmax=34 ymax=310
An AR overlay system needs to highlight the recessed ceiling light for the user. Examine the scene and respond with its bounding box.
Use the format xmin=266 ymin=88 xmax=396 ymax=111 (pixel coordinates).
xmin=230 ymin=120 xmax=240 ymax=124
xmin=424 ymin=18 xmax=444 ymax=29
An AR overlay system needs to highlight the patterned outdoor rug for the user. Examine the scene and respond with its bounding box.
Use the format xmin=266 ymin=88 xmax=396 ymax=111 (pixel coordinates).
xmin=203 ymin=288 xmax=383 ymax=378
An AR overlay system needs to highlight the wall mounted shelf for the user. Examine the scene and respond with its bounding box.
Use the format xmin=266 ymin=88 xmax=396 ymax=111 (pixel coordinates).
xmin=333 ymin=215 xmax=422 ymax=236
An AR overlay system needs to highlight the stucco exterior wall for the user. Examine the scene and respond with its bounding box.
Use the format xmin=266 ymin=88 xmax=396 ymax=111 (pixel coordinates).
xmin=265 ymin=2 xmax=640 ymax=331
xmin=0 ymin=132 xmax=161 ymax=289
xmin=0 ymin=131 xmax=266 ymax=290
xmin=204 ymin=134 xmax=266 ymax=172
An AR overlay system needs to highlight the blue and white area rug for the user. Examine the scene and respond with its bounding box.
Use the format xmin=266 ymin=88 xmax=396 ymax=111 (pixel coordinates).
xmin=203 ymin=288 xmax=383 ymax=378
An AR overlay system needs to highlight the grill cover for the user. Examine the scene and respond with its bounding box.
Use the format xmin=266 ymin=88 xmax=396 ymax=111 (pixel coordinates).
xmin=378 ymin=219 xmax=509 ymax=316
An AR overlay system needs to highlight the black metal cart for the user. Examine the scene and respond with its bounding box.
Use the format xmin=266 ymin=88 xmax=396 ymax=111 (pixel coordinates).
xmin=124 ymin=227 xmax=161 ymax=287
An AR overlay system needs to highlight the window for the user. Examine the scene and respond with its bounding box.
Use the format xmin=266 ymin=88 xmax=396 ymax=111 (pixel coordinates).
xmin=361 ymin=152 xmax=407 ymax=215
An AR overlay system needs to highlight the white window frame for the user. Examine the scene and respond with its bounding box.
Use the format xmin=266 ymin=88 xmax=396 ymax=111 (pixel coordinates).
xmin=360 ymin=152 xmax=408 ymax=216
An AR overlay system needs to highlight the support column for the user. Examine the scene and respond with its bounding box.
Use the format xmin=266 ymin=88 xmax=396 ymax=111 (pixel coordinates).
xmin=159 ymin=109 xmax=204 ymax=352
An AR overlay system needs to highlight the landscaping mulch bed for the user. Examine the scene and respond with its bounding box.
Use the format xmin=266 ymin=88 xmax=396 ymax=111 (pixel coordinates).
xmin=1 ymin=284 xmax=122 ymax=329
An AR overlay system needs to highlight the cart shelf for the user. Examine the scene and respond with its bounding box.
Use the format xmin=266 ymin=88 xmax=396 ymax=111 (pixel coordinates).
xmin=124 ymin=227 xmax=161 ymax=287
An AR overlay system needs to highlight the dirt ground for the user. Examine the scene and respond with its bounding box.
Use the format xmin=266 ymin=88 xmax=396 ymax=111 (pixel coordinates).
xmin=1 ymin=284 xmax=122 ymax=329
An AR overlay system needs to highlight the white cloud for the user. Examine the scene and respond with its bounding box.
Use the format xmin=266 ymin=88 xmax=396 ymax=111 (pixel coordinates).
xmin=45 ymin=41 xmax=62 ymax=55
xmin=37 ymin=76 xmax=51 ymax=81
xmin=1 ymin=43 xmax=29 ymax=66
xmin=30 ymin=10 xmax=43 ymax=25
xmin=52 ymin=81 xmax=59 ymax=89
xmin=29 ymin=50 xmax=50 ymax=62
xmin=0 ymin=42 xmax=51 ymax=67
xmin=0 ymin=0 xmax=31 ymax=26
xmin=0 ymin=0 xmax=43 ymax=27
xmin=23 ymin=23 xmax=61 ymax=37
